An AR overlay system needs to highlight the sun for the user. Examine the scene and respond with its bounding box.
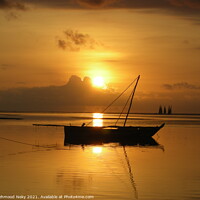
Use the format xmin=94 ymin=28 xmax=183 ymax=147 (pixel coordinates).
xmin=92 ymin=147 xmax=103 ymax=154
xmin=92 ymin=76 xmax=106 ymax=88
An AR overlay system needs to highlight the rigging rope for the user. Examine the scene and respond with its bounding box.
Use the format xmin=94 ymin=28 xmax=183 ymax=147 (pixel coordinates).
xmin=115 ymin=88 xmax=133 ymax=126
xmin=0 ymin=136 xmax=57 ymax=148
xmin=101 ymin=76 xmax=138 ymax=114
xmin=86 ymin=76 xmax=139 ymax=126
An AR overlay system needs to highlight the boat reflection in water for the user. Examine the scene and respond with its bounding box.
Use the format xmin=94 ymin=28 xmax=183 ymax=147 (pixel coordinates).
xmin=64 ymin=112 xmax=164 ymax=200
xmin=64 ymin=129 xmax=162 ymax=200
xmin=64 ymin=134 xmax=161 ymax=147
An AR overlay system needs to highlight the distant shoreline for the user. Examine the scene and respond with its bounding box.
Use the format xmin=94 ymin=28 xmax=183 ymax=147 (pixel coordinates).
xmin=0 ymin=117 xmax=23 ymax=120
xmin=0 ymin=111 xmax=200 ymax=116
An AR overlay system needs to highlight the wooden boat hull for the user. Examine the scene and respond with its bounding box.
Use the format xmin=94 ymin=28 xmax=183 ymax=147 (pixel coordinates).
xmin=64 ymin=123 xmax=165 ymax=145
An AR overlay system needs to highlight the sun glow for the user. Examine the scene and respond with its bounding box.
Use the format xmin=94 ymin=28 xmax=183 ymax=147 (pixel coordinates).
xmin=92 ymin=76 xmax=106 ymax=88
xmin=85 ymin=62 xmax=112 ymax=89
xmin=92 ymin=147 xmax=103 ymax=154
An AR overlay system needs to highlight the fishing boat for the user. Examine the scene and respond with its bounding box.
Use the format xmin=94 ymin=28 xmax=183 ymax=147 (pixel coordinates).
xmin=64 ymin=75 xmax=165 ymax=144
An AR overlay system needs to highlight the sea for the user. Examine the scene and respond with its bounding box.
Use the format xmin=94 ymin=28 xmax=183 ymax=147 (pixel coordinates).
xmin=0 ymin=112 xmax=200 ymax=200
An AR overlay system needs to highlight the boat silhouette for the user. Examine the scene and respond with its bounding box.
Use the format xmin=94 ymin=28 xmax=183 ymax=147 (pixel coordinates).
xmin=64 ymin=75 xmax=165 ymax=143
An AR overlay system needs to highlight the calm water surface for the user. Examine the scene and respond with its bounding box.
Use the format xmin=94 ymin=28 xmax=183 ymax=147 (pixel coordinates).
xmin=0 ymin=112 xmax=200 ymax=200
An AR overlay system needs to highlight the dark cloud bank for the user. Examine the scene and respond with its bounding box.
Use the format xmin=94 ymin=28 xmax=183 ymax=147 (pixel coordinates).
xmin=0 ymin=76 xmax=200 ymax=113
xmin=1 ymin=0 xmax=199 ymax=24
xmin=0 ymin=0 xmax=26 ymax=10
xmin=1 ymin=0 xmax=200 ymax=13
xmin=0 ymin=75 xmax=120 ymax=112
xmin=163 ymin=82 xmax=200 ymax=90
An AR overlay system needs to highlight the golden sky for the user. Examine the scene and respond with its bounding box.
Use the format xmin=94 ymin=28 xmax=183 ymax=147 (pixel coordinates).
xmin=0 ymin=0 xmax=200 ymax=113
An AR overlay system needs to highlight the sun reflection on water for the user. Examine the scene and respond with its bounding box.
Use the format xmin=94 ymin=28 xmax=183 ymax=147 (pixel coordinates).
xmin=93 ymin=113 xmax=103 ymax=127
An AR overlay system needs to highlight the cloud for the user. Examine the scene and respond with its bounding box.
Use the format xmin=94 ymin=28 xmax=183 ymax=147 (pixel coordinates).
xmin=1 ymin=0 xmax=200 ymax=23
xmin=57 ymin=29 xmax=102 ymax=52
xmin=0 ymin=75 xmax=118 ymax=112
xmin=0 ymin=75 xmax=199 ymax=113
xmin=0 ymin=0 xmax=26 ymax=10
xmin=163 ymin=82 xmax=200 ymax=90
xmin=169 ymin=0 xmax=200 ymax=9
xmin=76 ymin=0 xmax=120 ymax=8
xmin=58 ymin=39 xmax=67 ymax=50
xmin=4 ymin=11 xmax=20 ymax=20
xmin=103 ymin=59 xmax=120 ymax=63
xmin=2 ymin=0 xmax=200 ymax=11
xmin=20 ymin=0 xmax=200 ymax=9
xmin=0 ymin=64 xmax=12 ymax=70
xmin=194 ymin=46 xmax=200 ymax=50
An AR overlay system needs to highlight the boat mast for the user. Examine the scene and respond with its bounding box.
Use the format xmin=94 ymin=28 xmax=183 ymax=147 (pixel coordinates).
xmin=123 ymin=75 xmax=140 ymax=127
